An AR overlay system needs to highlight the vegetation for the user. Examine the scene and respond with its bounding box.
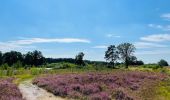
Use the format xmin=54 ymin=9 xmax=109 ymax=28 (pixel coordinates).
xmin=117 ymin=43 xmax=136 ymax=68
xmin=0 ymin=42 xmax=170 ymax=100
xmin=0 ymin=78 xmax=23 ymax=100
xmin=105 ymin=45 xmax=119 ymax=68
xmin=75 ymin=52 xmax=85 ymax=66
xmin=0 ymin=50 xmax=45 ymax=69
xmin=33 ymin=71 xmax=168 ymax=100
xmin=158 ymin=59 xmax=169 ymax=67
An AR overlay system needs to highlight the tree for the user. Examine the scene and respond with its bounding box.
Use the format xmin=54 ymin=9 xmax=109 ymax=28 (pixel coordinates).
xmin=32 ymin=50 xmax=45 ymax=66
xmin=158 ymin=59 xmax=169 ymax=67
xmin=23 ymin=50 xmax=45 ymax=66
xmin=2 ymin=51 xmax=23 ymax=66
xmin=128 ymin=56 xmax=144 ymax=65
xmin=23 ymin=52 xmax=33 ymax=66
xmin=75 ymin=52 xmax=85 ymax=66
xmin=105 ymin=45 xmax=119 ymax=68
xmin=117 ymin=43 xmax=136 ymax=68
xmin=0 ymin=51 xmax=2 ymax=65
xmin=128 ymin=56 xmax=137 ymax=65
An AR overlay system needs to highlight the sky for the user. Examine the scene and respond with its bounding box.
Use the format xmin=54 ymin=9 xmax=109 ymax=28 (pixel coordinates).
xmin=0 ymin=0 xmax=170 ymax=64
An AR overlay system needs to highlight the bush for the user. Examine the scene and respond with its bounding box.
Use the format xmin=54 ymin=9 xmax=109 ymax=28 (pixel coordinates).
xmin=12 ymin=61 xmax=23 ymax=69
xmin=158 ymin=59 xmax=169 ymax=67
xmin=141 ymin=64 xmax=161 ymax=69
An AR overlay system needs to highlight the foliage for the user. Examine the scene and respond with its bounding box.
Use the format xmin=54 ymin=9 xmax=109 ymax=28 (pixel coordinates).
xmin=140 ymin=64 xmax=161 ymax=69
xmin=12 ymin=61 xmax=23 ymax=69
xmin=3 ymin=51 xmax=23 ymax=66
xmin=0 ymin=51 xmax=2 ymax=65
xmin=117 ymin=43 xmax=136 ymax=68
xmin=75 ymin=52 xmax=85 ymax=66
xmin=24 ymin=50 xmax=45 ymax=66
xmin=158 ymin=59 xmax=169 ymax=67
xmin=105 ymin=45 xmax=119 ymax=68
xmin=0 ymin=50 xmax=45 ymax=68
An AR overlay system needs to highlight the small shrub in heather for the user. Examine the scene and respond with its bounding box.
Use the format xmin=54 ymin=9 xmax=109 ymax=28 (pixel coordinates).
xmin=115 ymin=90 xmax=133 ymax=100
xmin=33 ymin=71 xmax=167 ymax=100
xmin=0 ymin=78 xmax=23 ymax=100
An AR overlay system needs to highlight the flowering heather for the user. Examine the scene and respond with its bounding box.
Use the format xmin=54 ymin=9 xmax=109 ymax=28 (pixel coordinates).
xmin=33 ymin=71 xmax=168 ymax=100
xmin=0 ymin=78 xmax=23 ymax=100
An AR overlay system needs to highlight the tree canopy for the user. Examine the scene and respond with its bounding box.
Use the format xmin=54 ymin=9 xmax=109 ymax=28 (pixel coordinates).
xmin=105 ymin=45 xmax=119 ymax=68
xmin=158 ymin=59 xmax=169 ymax=67
xmin=117 ymin=43 xmax=136 ymax=68
xmin=75 ymin=52 xmax=85 ymax=66
xmin=0 ymin=50 xmax=45 ymax=67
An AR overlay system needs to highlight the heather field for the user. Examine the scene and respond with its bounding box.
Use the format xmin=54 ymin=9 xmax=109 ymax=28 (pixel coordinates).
xmin=0 ymin=78 xmax=23 ymax=100
xmin=33 ymin=70 xmax=169 ymax=100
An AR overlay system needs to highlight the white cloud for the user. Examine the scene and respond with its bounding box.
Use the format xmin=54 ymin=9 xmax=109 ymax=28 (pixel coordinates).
xmin=135 ymin=50 xmax=170 ymax=55
xmin=0 ymin=38 xmax=90 ymax=52
xmin=106 ymin=34 xmax=121 ymax=38
xmin=161 ymin=13 xmax=170 ymax=21
xmin=9 ymin=38 xmax=90 ymax=45
xmin=92 ymin=45 xmax=107 ymax=49
xmin=148 ymin=24 xmax=170 ymax=31
xmin=134 ymin=42 xmax=167 ymax=49
xmin=140 ymin=34 xmax=170 ymax=42
xmin=148 ymin=24 xmax=163 ymax=29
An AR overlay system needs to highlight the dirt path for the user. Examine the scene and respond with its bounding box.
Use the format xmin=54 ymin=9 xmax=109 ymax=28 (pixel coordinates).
xmin=19 ymin=80 xmax=65 ymax=100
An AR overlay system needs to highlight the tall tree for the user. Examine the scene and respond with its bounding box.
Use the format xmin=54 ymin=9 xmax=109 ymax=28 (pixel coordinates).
xmin=0 ymin=51 xmax=2 ymax=65
xmin=23 ymin=52 xmax=33 ymax=66
xmin=105 ymin=45 xmax=119 ymax=68
xmin=75 ymin=52 xmax=85 ymax=66
xmin=2 ymin=51 xmax=23 ymax=66
xmin=117 ymin=43 xmax=136 ymax=68
xmin=32 ymin=50 xmax=45 ymax=66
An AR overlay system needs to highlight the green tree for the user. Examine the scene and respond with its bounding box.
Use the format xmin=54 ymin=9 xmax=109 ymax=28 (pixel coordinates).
xmin=32 ymin=50 xmax=45 ymax=66
xmin=23 ymin=52 xmax=33 ymax=66
xmin=158 ymin=59 xmax=169 ymax=67
xmin=0 ymin=51 xmax=2 ymax=65
xmin=2 ymin=51 xmax=23 ymax=66
xmin=105 ymin=45 xmax=119 ymax=68
xmin=117 ymin=43 xmax=136 ymax=68
xmin=75 ymin=52 xmax=85 ymax=66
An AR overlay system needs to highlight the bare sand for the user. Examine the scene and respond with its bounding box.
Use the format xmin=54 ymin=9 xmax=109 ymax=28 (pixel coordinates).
xmin=19 ymin=80 xmax=65 ymax=100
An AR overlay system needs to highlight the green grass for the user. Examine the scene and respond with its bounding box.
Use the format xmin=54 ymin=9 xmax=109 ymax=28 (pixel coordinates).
xmin=153 ymin=79 xmax=170 ymax=100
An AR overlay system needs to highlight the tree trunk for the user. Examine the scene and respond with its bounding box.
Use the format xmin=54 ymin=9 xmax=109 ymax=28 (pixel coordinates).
xmin=125 ymin=58 xmax=128 ymax=68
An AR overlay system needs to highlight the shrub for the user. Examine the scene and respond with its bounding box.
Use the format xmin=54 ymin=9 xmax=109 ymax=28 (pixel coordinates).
xmin=158 ymin=59 xmax=169 ymax=67
xmin=141 ymin=64 xmax=161 ymax=69
xmin=0 ymin=78 xmax=23 ymax=100
xmin=33 ymin=71 xmax=167 ymax=99
xmin=0 ymin=63 xmax=9 ymax=70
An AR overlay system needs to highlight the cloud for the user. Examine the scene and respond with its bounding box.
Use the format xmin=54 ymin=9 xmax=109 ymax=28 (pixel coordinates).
xmin=148 ymin=24 xmax=170 ymax=31
xmin=161 ymin=13 xmax=170 ymax=21
xmin=134 ymin=42 xmax=167 ymax=49
xmin=0 ymin=38 xmax=90 ymax=52
xmin=148 ymin=24 xmax=163 ymax=29
xmin=9 ymin=38 xmax=90 ymax=45
xmin=135 ymin=50 xmax=170 ymax=55
xmin=92 ymin=45 xmax=107 ymax=49
xmin=140 ymin=34 xmax=170 ymax=42
xmin=106 ymin=34 xmax=121 ymax=38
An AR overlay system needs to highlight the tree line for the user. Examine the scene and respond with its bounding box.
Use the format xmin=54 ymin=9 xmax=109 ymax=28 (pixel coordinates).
xmin=0 ymin=42 xmax=168 ymax=69
xmin=0 ymin=50 xmax=45 ymax=67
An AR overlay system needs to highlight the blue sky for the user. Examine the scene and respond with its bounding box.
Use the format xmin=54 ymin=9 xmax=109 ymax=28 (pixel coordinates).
xmin=0 ymin=0 xmax=170 ymax=63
